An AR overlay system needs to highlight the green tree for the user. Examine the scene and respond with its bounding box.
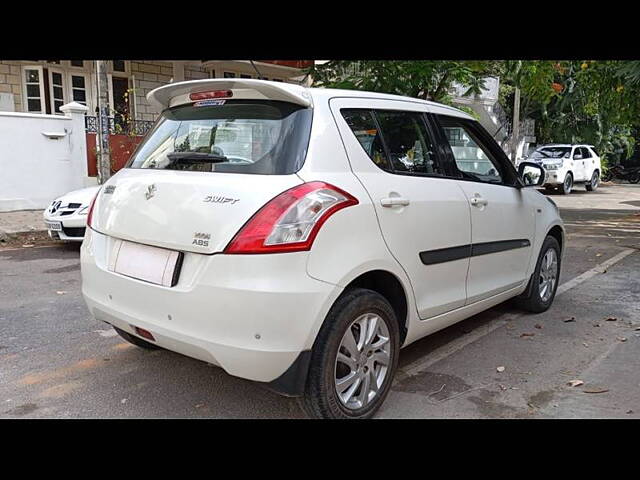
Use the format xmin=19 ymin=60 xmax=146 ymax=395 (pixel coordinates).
xmin=495 ymin=60 xmax=640 ymax=165
xmin=308 ymin=60 xmax=498 ymax=104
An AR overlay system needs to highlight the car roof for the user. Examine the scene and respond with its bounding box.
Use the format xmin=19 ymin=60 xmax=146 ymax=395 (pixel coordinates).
xmin=307 ymin=86 xmax=474 ymax=119
xmin=148 ymin=79 xmax=474 ymax=120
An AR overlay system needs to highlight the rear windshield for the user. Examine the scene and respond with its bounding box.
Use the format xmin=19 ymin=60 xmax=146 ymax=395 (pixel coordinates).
xmin=126 ymin=100 xmax=312 ymax=175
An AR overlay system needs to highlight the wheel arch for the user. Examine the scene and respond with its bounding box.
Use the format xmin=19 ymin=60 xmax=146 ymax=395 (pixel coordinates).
xmin=341 ymin=269 xmax=409 ymax=345
xmin=547 ymin=224 xmax=565 ymax=254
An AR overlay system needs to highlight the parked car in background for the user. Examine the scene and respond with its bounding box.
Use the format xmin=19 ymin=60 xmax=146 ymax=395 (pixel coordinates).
xmin=526 ymin=144 xmax=601 ymax=194
xmin=81 ymin=79 xmax=564 ymax=419
xmin=43 ymin=186 xmax=100 ymax=241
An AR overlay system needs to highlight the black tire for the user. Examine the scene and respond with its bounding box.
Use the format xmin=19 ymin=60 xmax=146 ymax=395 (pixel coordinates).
xmin=298 ymin=288 xmax=400 ymax=419
xmin=559 ymin=173 xmax=573 ymax=194
xmin=544 ymin=186 xmax=557 ymax=194
xmin=515 ymin=236 xmax=561 ymax=313
xmin=585 ymin=170 xmax=599 ymax=191
xmin=113 ymin=326 xmax=161 ymax=350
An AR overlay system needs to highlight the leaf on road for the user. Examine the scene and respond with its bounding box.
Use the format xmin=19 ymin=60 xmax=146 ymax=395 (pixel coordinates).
xmin=617 ymin=337 xmax=627 ymax=342
xmin=22 ymin=244 xmax=34 ymax=248
xmin=496 ymin=366 xmax=505 ymax=373
xmin=56 ymin=291 xmax=66 ymax=295
xmin=568 ymin=379 xmax=584 ymax=387
xmin=584 ymin=388 xmax=609 ymax=394
xmin=606 ymin=316 xmax=617 ymax=321
xmin=534 ymin=324 xmax=543 ymax=329
xmin=563 ymin=316 xmax=576 ymax=323
xmin=520 ymin=332 xmax=535 ymax=337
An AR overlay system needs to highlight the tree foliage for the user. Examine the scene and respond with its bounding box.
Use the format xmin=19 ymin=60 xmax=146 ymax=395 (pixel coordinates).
xmin=307 ymin=60 xmax=640 ymax=165
xmin=500 ymin=60 xmax=640 ymax=164
xmin=308 ymin=60 xmax=498 ymax=104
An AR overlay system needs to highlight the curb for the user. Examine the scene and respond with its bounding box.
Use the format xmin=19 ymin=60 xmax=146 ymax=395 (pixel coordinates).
xmin=0 ymin=229 xmax=52 ymax=247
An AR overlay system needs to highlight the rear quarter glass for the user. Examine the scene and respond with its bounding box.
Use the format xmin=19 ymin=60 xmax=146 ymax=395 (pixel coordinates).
xmin=126 ymin=100 xmax=313 ymax=175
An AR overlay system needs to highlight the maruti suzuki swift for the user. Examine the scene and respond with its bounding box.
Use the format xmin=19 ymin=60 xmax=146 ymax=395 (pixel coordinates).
xmin=81 ymin=79 xmax=564 ymax=419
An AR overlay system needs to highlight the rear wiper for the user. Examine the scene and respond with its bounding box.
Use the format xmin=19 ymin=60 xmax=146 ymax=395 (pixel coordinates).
xmin=167 ymin=152 xmax=228 ymax=163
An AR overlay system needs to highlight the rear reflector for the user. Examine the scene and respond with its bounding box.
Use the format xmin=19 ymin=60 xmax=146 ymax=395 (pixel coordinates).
xmin=134 ymin=326 xmax=156 ymax=342
xmin=189 ymin=90 xmax=233 ymax=101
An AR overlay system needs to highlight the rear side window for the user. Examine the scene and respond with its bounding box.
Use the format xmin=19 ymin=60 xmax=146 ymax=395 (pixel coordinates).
xmin=341 ymin=110 xmax=389 ymax=170
xmin=374 ymin=110 xmax=442 ymax=175
xmin=126 ymin=100 xmax=312 ymax=175
xmin=341 ymin=108 xmax=444 ymax=176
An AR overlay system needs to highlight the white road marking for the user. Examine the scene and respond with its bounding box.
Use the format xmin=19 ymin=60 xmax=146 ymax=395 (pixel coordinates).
xmin=556 ymin=248 xmax=636 ymax=295
xmin=394 ymin=248 xmax=636 ymax=383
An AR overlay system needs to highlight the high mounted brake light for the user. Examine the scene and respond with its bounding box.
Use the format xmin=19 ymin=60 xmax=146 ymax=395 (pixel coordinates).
xmin=189 ymin=90 xmax=233 ymax=101
xmin=224 ymin=182 xmax=358 ymax=254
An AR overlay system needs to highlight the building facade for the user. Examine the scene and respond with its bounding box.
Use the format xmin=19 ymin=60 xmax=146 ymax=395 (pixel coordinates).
xmin=0 ymin=60 xmax=313 ymax=123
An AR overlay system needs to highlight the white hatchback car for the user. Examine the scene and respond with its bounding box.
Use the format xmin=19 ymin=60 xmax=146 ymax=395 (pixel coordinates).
xmin=43 ymin=186 xmax=101 ymax=241
xmin=81 ymin=79 xmax=564 ymax=419
xmin=527 ymin=144 xmax=601 ymax=194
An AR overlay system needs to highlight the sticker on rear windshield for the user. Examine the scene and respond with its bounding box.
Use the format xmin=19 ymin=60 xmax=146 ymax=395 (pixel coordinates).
xmin=194 ymin=99 xmax=226 ymax=107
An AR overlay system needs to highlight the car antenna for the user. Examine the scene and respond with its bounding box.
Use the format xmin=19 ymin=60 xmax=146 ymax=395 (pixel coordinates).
xmin=250 ymin=60 xmax=264 ymax=79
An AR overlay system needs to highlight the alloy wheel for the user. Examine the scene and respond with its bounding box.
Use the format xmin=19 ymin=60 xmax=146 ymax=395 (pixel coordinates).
xmin=564 ymin=174 xmax=573 ymax=193
xmin=539 ymin=248 xmax=558 ymax=303
xmin=334 ymin=313 xmax=391 ymax=410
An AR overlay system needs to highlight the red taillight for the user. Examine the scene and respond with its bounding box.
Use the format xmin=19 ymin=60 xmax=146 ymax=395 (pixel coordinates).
xmin=86 ymin=189 xmax=100 ymax=229
xmin=189 ymin=90 xmax=233 ymax=101
xmin=224 ymin=182 xmax=358 ymax=254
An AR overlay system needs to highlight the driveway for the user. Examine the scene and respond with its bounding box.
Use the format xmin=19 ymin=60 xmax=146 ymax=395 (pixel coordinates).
xmin=1 ymin=183 xmax=639 ymax=418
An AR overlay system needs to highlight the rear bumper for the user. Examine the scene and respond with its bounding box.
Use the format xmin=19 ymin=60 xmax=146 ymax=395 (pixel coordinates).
xmin=80 ymin=229 xmax=342 ymax=387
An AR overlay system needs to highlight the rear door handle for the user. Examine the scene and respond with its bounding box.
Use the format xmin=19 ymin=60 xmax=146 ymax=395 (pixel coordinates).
xmin=469 ymin=196 xmax=488 ymax=207
xmin=380 ymin=197 xmax=410 ymax=207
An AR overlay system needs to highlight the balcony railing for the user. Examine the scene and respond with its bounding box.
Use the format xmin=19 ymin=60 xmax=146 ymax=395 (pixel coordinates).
xmin=85 ymin=115 xmax=154 ymax=136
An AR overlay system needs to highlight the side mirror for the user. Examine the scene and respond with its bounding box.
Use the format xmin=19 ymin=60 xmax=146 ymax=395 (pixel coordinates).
xmin=518 ymin=161 xmax=545 ymax=187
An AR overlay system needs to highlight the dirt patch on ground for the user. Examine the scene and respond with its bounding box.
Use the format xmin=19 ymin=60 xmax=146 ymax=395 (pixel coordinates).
xmin=0 ymin=231 xmax=59 ymax=249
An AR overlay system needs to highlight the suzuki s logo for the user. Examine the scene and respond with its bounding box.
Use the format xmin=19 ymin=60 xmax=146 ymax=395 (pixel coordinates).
xmin=145 ymin=184 xmax=157 ymax=200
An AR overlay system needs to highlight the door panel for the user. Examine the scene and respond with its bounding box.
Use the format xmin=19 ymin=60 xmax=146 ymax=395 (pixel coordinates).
xmin=572 ymin=147 xmax=587 ymax=181
xmin=330 ymin=99 xmax=472 ymax=319
xmin=456 ymin=182 xmax=535 ymax=302
xmin=434 ymin=115 xmax=535 ymax=303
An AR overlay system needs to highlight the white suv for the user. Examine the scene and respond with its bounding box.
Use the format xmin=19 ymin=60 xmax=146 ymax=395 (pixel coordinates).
xmin=81 ymin=79 xmax=564 ymax=419
xmin=527 ymin=144 xmax=601 ymax=194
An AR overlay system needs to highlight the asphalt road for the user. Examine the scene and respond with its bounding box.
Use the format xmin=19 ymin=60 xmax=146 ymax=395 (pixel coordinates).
xmin=1 ymin=183 xmax=639 ymax=418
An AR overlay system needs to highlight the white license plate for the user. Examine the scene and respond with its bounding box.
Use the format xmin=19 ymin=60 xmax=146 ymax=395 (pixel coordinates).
xmin=45 ymin=221 xmax=62 ymax=231
xmin=109 ymin=240 xmax=183 ymax=287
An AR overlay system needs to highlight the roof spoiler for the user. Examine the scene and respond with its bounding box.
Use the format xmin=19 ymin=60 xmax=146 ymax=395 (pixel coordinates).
xmin=147 ymin=79 xmax=313 ymax=111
